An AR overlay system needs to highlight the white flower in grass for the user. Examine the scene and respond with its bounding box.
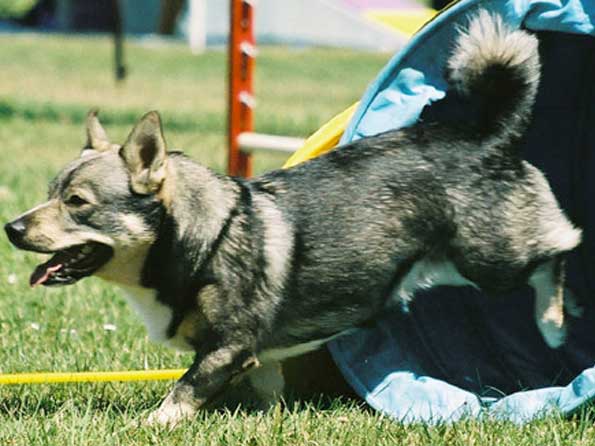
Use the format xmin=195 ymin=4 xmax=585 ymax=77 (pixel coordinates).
xmin=0 ymin=186 xmax=13 ymax=201
xmin=30 ymin=322 xmax=40 ymax=330
xmin=103 ymin=323 xmax=117 ymax=331
xmin=7 ymin=273 xmax=17 ymax=285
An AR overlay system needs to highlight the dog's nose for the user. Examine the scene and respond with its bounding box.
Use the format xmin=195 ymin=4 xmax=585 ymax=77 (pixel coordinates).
xmin=4 ymin=220 xmax=26 ymax=246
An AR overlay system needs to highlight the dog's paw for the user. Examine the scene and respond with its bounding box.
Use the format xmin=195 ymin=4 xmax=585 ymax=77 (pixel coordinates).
xmin=144 ymin=397 xmax=197 ymax=428
xmin=537 ymin=317 xmax=566 ymax=349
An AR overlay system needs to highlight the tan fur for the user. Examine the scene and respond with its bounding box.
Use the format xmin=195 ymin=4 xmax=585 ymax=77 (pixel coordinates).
xmin=85 ymin=110 xmax=121 ymax=153
xmin=170 ymin=310 xmax=208 ymax=351
xmin=120 ymin=111 xmax=168 ymax=195
xmin=95 ymin=243 xmax=153 ymax=287
xmin=20 ymin=200 xmax=112 ymax=251
xmin=196 ymin=284 xmax=222 ymax=324
xmin=155 ymin=162 xmax=176 ymax=210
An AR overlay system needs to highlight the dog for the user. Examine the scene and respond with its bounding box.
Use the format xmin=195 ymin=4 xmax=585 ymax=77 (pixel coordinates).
xmin=5 ymin=11 xmax=582 ymax=426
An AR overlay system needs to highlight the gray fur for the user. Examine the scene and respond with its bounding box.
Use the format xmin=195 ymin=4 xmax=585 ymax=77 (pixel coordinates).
xmin=4 ymin=12 xmax=581 ymax=426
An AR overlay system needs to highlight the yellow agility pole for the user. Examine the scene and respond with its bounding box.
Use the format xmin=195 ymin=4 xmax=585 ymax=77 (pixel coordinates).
xmin=284 ymin=102 xmax=359 ymax=168
xmin=0 ymin=369 xmax=186 ymax=385
xmin=364 ymin=8 xmax=437 ymax=38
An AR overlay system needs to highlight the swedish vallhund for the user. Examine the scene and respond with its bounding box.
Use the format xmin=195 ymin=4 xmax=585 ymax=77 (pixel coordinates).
xmin=5 ymin=11 xmax=582 ymax=425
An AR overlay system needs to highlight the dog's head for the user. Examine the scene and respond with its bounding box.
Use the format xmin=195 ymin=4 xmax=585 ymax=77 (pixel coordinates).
xmin=5 ymin=111 xmax=171 ymax=287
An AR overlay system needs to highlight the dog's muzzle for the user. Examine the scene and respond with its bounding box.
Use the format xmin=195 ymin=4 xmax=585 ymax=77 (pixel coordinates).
xmin=4 ymin=218 xmax=114 ymax=287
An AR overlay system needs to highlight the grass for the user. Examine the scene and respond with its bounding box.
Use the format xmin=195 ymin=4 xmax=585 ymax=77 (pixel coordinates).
xmin=0 ymin=32 xmax=593 ymax=445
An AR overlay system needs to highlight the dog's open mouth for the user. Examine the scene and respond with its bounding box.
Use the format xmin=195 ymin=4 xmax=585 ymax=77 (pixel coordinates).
xmin=30 ymin=242 xmax=113 ymax=287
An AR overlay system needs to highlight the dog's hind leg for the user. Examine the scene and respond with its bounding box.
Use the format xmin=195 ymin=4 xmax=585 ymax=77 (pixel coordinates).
xmin=528 ymin=257 xmax=566 ymax=348
xmin=248 ymin=361 xmax=285 ymax=410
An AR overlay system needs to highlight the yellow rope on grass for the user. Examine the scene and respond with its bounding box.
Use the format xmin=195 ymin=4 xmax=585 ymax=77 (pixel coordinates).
xmin=0 ymin=369 xmax=186 ymax=385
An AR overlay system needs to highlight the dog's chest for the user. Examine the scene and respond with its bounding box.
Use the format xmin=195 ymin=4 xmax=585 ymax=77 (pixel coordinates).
xmin=119 ymin=285 xmax=194 ymax=351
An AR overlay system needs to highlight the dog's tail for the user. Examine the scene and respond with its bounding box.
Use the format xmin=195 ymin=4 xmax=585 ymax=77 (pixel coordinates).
xmin=447 ymin=11 xmax=540 ymax=143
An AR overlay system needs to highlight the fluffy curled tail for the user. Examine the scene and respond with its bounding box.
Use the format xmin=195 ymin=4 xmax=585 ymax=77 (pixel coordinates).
xmin=447 ymin=10 xmax=541 ymax=142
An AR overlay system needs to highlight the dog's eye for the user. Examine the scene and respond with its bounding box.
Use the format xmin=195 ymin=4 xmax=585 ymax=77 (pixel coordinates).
xmin=65 ymin=194 xmax=89 ymax=207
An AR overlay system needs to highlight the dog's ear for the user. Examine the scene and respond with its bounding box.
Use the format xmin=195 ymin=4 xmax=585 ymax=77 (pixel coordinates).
xmin=83 ymin=109 xmax=119 ymax=155
xmin=120 ymin=111 xmax=168 ymax=195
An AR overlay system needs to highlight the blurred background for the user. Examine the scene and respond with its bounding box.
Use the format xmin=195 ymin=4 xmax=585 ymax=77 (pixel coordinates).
xmin=0 ymin=0 xmax=442 ymax=176
xmin=1 ymin=0 xmax=438 ymax=50
xmin=0 ymin=0 xmax=440 ymax=174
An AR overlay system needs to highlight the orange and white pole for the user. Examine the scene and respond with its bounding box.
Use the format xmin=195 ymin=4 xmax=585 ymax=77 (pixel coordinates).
xmin=227 ymin=0 xmax=256 ymax=177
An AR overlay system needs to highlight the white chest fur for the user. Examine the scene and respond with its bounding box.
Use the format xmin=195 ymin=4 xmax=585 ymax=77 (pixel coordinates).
xmin=394 ymin=257 xmax=477 ymax=307
xmin=119 ymin=286 xmax=172 ymax=342
xmin=119 ymin=285 xmax=193 ymax=351
xmin=258 ymin=330 xmax=351 ymax=363
xmin=259 ymin=339 xmax=330 ymax=363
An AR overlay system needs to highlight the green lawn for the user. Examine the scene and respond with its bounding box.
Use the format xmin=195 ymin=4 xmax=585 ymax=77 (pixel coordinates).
xmin=0 ymin=32 xmax=594 ymax=445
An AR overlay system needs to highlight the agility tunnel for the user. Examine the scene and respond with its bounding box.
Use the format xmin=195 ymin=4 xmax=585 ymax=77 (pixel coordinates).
xmin=285 ymin=0 xmax=595 ymax=424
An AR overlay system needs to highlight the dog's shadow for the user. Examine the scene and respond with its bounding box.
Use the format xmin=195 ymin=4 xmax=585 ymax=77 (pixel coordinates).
xmin=0 ymin=349 xmax=364 ymax=419
xmin=208 ymin=348 xmax=365 ymax=414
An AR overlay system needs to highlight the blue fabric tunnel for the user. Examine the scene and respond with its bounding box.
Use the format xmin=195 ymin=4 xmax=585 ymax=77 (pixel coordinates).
xmin=327 ymin=0 xmax=595 ymax=423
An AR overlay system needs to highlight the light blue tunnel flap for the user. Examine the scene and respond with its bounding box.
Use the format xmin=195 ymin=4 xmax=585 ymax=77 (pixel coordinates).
xmin=328 ymin=0 xmax=595 ymax=424
xmin=488 ymin=368 xmax=595 ymax=422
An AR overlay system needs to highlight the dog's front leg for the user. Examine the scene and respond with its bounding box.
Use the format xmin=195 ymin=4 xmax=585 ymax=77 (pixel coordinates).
xmin=147 ymin=344 xmax=255 ymax=427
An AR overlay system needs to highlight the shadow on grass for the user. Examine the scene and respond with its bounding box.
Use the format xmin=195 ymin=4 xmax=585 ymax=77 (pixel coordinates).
xmin=0 ymin=380 xmax=368 ymax=420
xmin=0 ymin=99 xmax=222 ymax=133
xmin=0 ymin=382 xmax=164 ymax=418
xmin=0 ymin=98 xmax=320 ymax=139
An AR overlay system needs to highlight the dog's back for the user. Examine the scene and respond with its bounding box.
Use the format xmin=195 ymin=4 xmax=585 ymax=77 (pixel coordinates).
xmin=254 ymin=12 xmax=580 ymax=348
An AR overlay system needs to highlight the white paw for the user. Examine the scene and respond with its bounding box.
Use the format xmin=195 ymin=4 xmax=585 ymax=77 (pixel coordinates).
xmin=538 ymin=319 xmax=566 ymax=349
xmin=145 ymin=398 xmax=197 ymax=428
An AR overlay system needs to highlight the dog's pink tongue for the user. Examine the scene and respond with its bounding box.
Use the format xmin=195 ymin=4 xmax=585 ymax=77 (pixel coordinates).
xmin=30 ymin=263 xmax=63 ymax=287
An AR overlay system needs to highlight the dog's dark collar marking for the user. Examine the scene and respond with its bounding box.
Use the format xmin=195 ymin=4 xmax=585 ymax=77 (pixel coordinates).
xmin=163 ymin=201 xmax=243 ymax=340
xmin=140 ymin=178 xmax=265 ymax=341
xmin=237 ymin=180 xmax=269 ymax=302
